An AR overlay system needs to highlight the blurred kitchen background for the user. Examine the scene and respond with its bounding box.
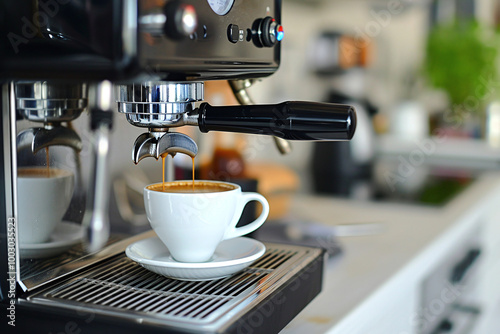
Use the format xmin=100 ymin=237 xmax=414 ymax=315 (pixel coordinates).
xmin=242 ymin=0 xmax=500 ymax=204
xmin=73 ymin=0 xmax=500 ymax=228
xmin=63 ymin=0 xmax=500 ymax=235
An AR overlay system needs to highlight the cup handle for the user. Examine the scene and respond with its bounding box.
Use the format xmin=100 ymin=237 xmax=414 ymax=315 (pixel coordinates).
xmin=224 ymin=192 xmax=269 ymax=240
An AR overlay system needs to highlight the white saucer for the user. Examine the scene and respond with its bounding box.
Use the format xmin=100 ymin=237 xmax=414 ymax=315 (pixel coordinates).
xmin=126 ymin=236 xmax=266 ymax=281
xmin=20 ymin=221 xmax=83 ymax=259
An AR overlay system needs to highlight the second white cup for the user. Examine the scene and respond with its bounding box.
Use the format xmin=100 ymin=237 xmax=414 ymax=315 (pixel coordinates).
xmin=17 ymin=167 xmax=74 ymax=244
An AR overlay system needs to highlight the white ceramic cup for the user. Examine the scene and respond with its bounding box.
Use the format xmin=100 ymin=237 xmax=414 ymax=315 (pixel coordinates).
xmin=144 ymin=180 xmax=269 ymax=263
xmin=17 ymin=167 xmax=74 ymax=244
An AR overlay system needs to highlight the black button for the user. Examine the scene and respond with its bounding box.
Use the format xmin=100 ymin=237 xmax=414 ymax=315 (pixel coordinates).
xmin=228 ymin=24 xmax=239 ymax=43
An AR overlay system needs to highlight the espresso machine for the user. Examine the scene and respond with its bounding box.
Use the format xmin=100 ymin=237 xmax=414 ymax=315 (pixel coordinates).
xmin=0 ymin=1 xmax=356 ymax=333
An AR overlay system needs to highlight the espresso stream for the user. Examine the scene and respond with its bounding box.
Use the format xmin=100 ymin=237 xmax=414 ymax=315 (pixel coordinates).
xmin=154 ymin=154 xmax=234 ymax=193
xmin=160 ymin=154 xmax=197 ymax=192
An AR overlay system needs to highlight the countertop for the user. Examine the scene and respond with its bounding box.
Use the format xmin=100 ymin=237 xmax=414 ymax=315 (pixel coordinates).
xmin=281 ymin=172 xmax=500 ymax=334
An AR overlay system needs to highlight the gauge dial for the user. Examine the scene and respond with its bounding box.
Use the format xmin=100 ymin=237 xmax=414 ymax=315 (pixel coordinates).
xmin=207 ymin=0 xmax=234 ymax=16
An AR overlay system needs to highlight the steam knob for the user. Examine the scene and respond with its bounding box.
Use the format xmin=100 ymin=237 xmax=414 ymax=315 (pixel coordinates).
xmin=253 ymin=17 xmax=284 ymax=47
xmin=164 ymin=1 xmax=197 ymax=39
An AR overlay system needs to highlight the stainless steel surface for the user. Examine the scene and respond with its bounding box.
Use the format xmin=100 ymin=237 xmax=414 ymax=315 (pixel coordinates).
xmin=20 ymin=235 xmax=125 ymax=284
xmin=15 ymin=82 xmax=87 ymax=122
xmin=139 ymin=13 xmax=167 ymax=36
xmin=228 ymin=80 xmax=256 ymax=106
xmin=117 ymin=82 xmax=204 ymax=128
xmin=83 ymin=82 xmax=115 ymax=253
xmin=83 ymin=123 xmax=112 ymax=253
xmin=3 ymin=83 xmax=19 ymax=285
xmin=229 ymin=79 xmax=292 ymax=155
xmin=122 ymin=0 xmax=138 ymax=58
xmin=26 ymin=240 xmax=322 ymax=333
xmin=21 ymin=231 xmax=154 ymax=292
xmin=16 ymin=126 xmax=83 ymax=154
xmin=118 ymin=81 xmax=202 ymax=163
xmin=89 ymin=81 xmax=114 ymax=112
xmin=273 ymin=136 xmax=293 ymax=154
xmin=132 ymin=131 xmax=198 ymax=164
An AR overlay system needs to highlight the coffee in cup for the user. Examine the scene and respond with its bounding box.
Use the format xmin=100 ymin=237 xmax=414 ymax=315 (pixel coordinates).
xmin=147 ymin=181 xmax=235 ymax=193
xmin=17 ymin=167 xmax=74 ymax=244
xmin=144 ymin=180 xmax=269 ymax=263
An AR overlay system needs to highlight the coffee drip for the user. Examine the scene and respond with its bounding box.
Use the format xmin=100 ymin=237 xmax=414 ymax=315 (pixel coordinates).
xmin=160 ymin=154 xmax=197 ymax=192
xmin=191 ymin=157 xmax=195 ymax=190
xmin=162 ymin=155 xmax=166 ymax=191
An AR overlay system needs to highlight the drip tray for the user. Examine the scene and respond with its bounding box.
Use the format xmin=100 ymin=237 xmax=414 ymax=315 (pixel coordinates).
xmin=22 ymin=243 xmax=325 ymax=333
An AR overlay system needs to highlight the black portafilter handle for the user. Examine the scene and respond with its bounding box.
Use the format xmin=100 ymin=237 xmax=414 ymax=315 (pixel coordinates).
xmin=197 ymin=101 xmax=356 ymax=140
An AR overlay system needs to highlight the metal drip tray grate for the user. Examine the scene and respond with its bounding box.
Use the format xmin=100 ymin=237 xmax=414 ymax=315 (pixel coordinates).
xmin=45 ymin=250 xmax=291 ymax=320
xmin=27 ymin=243 xmax=324 ymax=333
xmin=20 ymin=235 xmax=124 ymax=279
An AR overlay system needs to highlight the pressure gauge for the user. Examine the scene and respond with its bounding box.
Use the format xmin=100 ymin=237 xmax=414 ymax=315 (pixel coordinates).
xmin=207 ymin=0 xmax=234 ymax=16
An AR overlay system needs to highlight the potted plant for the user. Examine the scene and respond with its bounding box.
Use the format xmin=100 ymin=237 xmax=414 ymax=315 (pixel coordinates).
xmin=424 ymin=20 xmax=499 ymax=136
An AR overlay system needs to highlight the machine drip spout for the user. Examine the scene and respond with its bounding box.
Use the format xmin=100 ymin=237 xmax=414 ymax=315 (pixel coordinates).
xmin=16 ymin=125 xmax=83 ymax=154
xmin=132 ymin=130 xmax=198 ymax=164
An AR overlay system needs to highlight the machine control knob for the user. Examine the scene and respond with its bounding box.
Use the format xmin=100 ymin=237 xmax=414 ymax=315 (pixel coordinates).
xmin=253 ymin=17 xmax=284 ymax=47
xmin=164 ymin=1 xmax=198 ymax=39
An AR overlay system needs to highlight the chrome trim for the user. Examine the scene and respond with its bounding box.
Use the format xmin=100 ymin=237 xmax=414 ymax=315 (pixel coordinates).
xmin=117 ymin=82 xmax=203 ymax=128
xmin=15 ymin=82 xmax=87 ymax=122
xmin=82 ymin=123 xmax=112 ymax=253
xmin=89 ymin=80 xmax=114 ymax=112
xmin=2 ymin=84 xmax=20 ymax=290
xmin=139 ymin=13 xmax=167 ymax=36
xmin=16 ymin=126 xmax=83 ymax=154
xmin=122 ymin=0 xmax=138 ymax=60
xmin=83 ymin=81 xmax=115 ymax=253
xmin=7 ymin=83 xmax=21 ymax=290
xmin=132 ymin=131 xmax=198 ymax=163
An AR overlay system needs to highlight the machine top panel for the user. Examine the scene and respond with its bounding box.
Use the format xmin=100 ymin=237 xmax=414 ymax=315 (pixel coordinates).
xmin=0 ymin=0 xmax=281 ymax=82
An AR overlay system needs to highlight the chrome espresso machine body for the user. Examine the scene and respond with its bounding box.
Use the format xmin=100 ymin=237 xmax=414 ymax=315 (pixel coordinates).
xmin=0 ymin=1 xmax=356 ymax=333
